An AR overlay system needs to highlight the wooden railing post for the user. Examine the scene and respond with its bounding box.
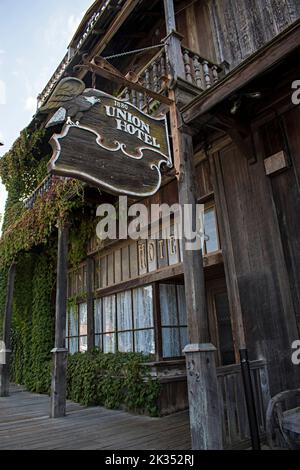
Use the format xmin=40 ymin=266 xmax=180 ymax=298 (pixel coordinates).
xmin=163 ymin=0 xmax=185 ymax=80
xmin=0 ymin=262 xmax=16 ymax=397
xmin=50 ymin=219 xmax=69 ymax=418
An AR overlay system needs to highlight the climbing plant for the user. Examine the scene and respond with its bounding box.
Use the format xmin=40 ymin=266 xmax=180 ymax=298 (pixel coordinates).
xmin=67 ymin=351 xmax=161 ymax=416
xmin=9 ymin=253 xmax=55 ymax=393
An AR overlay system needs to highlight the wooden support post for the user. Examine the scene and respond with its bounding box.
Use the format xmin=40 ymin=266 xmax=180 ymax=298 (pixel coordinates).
xmin=87 ymin=257 xmax=95 ymax=351
xmin=50 ymin=220 xmax=69 ymax=418
xmin=0 ymin=262 xmax=16 ymax=397
xmin=164 ymin=0 xmax=222 ymax=449
xmin=179 ymin=130 xmax=223 ymax=449
xmin=163 ymin=0 xmax=185 ymax=80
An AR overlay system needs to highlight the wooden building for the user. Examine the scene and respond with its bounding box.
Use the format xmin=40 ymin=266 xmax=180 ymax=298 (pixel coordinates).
xmin=1 ymin=0 xmax=300 ymax=450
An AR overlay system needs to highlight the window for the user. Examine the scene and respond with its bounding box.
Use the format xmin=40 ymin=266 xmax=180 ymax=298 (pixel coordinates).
xmin=66 ymin=302 xmax=88 ymax=353
xmin=94 ymin=286 xmax=155 ymax=355
xmin=203 ymin=204 xmax=220 ymax=255
xmin=159 ymin=284 xmax=188 ymax=358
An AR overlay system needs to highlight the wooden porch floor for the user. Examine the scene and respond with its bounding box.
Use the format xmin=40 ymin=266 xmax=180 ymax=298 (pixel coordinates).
xmin=0 ymin=385 xmax=191 ymax=450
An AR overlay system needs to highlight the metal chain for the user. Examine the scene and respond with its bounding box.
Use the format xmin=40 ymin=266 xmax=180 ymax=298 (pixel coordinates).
xmin=103 ymin=43 xmax=165 ymax=60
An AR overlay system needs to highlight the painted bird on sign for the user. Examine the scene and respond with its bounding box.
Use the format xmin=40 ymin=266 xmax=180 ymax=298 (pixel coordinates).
xmin=37 ymin=77 xmax=101 ymax=128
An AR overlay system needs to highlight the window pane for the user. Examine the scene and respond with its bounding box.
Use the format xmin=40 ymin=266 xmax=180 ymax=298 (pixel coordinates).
xmin=95 ymin=335 xmax=102 ymax=349
xmin=214 ymin=292 xmax=235 ymax=365
xmin=177 ymin=285 xmax=187 ymax=325
xmin=204 ymin=208 xmax=219 ymax=253
xmin=117 ymin=291 xmax=133 ymax=331
xmin=79 ymin=335 xmax=88 ymax=353
xmin=118 ymin=331 xmax=133 ymax=352
xmin=69 ymin=305 xmax=78 ymax=337
xmin=79 ymin=303 xmax=87 ymax=337
xmin=103 ymin=333 xmax=116 ymax=353
xmin=103 ymin=295 xmax=116 ymax=333
xmin=69 ymin=337 xmax=78 ymax=354
xmin=135 ymin=329 xmax=155 ymax=354
xmin=94 ymin=299 xmax=102 ymax=334
xmin=159 ymin=284 xmax=178 ymax=326
xmin=180 ymin=327 xmax=189 ymax=351
xmin=133 ymin=286 xmax=154 ymax=329
xmin=162 ymin=327 xmax=180 ymax=357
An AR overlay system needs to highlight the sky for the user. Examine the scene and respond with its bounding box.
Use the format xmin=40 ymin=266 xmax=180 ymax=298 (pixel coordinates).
xmin=0 ymin=0 xmax=94 ymax=230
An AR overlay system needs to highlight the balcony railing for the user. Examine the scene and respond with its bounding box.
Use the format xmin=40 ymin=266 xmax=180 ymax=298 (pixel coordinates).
xmin=24 ymin=175 xmax=56 ymax=209
xmin=118 ymin=45 xmax=225 ymax=110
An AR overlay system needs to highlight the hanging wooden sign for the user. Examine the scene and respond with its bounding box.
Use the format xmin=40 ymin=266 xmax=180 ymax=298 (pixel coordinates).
xmin=45 ymin=77 xmax=172 ymax=197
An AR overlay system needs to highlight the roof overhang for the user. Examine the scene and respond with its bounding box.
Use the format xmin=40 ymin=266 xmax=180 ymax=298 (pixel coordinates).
xmin=182 ymin=19 xmax=300 ymax=126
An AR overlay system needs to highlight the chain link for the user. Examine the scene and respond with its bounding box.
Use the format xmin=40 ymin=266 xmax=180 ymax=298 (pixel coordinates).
xmin=103 ymin=43 xmax=165 ymax=60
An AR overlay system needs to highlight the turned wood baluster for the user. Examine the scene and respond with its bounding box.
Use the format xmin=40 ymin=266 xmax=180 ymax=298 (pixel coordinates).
xmin=152 ymin=60 xmax=159 ymax=93
xmin=131 ymin=89 xmax=137 ymax=107
xmin=212 ymin=65 xmax=219 ymax=84
xmin=160 ymin=52 xmax=166 ymax=78
xmin=193 ymin=54 xmax=203 ymax=89
xmin=144 ymin=68 xmax=151 ymax=91
xmin=138 ymin=92 xmax=144 ymax=110
xmin=203 ymin=60 xmax=212 ymax=89
xmin=183 ymin=49 xmax=193 ymax=84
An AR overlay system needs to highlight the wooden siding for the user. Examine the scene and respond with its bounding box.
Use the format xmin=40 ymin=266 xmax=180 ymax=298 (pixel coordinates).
xmin=210 ymin=105 xmax=300 ymax=395
xmin=207 ymin=0 xmax=300 ymax=69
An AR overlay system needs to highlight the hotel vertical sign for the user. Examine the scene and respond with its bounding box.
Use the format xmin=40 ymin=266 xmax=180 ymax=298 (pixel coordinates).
xmin=45 ymin=78 xmax=172 ymax=197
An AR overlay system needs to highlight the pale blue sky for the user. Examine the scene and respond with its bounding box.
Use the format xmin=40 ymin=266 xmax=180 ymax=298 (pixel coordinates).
xmin=0 ymin=0 xmax=94 ymax=229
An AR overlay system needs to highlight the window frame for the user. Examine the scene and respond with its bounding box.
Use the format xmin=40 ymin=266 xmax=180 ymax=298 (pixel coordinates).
xmin=94 ymin=284 xmax=156 ymax=355
xmin=66 ymin=301 xmax=88 ymax=354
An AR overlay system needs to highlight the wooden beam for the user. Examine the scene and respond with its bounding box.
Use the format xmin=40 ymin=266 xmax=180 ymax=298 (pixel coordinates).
xmin=82 ymin=60 xmax=174 ymax=105
xmin=0 ymin=262 xmax=16 ymax=397
xmin=182 ymin=19 xmax=300 ymax=124
xmin=77 ymin=0 xmax=140 ymax=80
xmin=50 ymin=220 xmax=69 ymax=418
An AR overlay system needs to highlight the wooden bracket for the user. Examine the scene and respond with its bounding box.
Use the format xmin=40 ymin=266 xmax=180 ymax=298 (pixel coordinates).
xmin=75 ymin=55 xmax=174 ymax=106
xmin=213 ymin=113 xmax=257 ymax=164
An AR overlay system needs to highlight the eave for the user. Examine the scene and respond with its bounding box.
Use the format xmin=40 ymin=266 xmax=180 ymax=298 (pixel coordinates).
xmin=182 ymin=18 xmax=300 ymax=126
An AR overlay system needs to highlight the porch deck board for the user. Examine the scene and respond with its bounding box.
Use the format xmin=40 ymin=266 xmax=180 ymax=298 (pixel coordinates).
xmin=0 ymin=385 xmax=191 ymax=450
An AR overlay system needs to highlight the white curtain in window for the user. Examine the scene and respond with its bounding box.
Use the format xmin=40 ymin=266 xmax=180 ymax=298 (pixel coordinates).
xmin=159 ymin=284 xmax=177 ymax=326
xmin=118 ymin=332 xmax=133 ymax=352
xmin=162 ymin=327 xmax=180 ymax=357
xmin=103 ymin=333 xmax=116 ymax=353
xmin=117 ymin=291 xmax=132 ymax=331
xmin=69 ymin=305 xmax=78 ymax=337
xmin=103 ymin=296 xmax=116 ymax=333
xmin=79 ymin=303 xmax=87 ymax=337
xmin=135 ymin=329 xmax=155 ymax=354
xmin=94 ymin=298 xmax=102 ymax=334
xmin=133 ymin=286 xmax=153 ymax=329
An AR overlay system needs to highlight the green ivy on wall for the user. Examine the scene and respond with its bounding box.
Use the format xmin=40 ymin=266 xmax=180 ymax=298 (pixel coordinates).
xmin=9 ymin=253 xmax=55 ymax=393
xmin=67 ymin=351 xmax=161 ymax=416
